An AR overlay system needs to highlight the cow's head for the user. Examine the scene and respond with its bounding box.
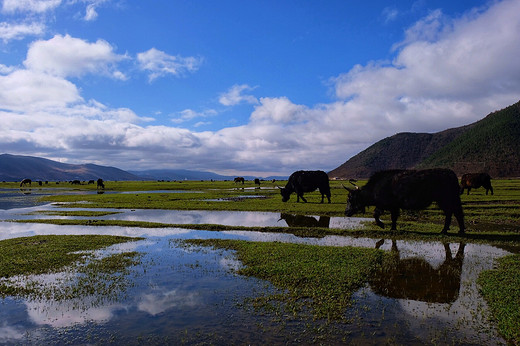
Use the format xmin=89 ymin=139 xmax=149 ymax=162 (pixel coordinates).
xmin=279 ymin=187 xmax=291 ymax=202
xmin=343 ymin=184 xmax=365 ymax=216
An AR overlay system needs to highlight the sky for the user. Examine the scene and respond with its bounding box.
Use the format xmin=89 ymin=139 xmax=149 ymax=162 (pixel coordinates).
xmin=1 ymin=0 xmax=519 ymax=177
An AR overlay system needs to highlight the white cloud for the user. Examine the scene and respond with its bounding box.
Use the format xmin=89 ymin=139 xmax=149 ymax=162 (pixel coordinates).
xmin=24 ymin=34 xmax=127 ymax=79
xmin=218 ymin=84 xmax=258 ymax=106
xmin=81 ymin=0 xmax=111 ymax=21
xmin=2 ymin=0 xmax=520 ymax=176
xmin=382 ymin=7 xmax=399 ymax=23
xmin=0 ymin=69 xmax=82 ymax=111
xmin=250 ymin=97 xmax=307 ymax=124
xmin=0 ymin=21 xmax=45 ymax=42
xmin=1 ymin=0 xmax=62 ymax=14
xmin=171 ymin=109 xmax=217 ymax=124
xmin=137 ymin=48 xmax=203 ymax=82
xmin=84 ymin=3 xmax=98 ymax=20
xmin=333 ymin=0 xmax=520 ymax=134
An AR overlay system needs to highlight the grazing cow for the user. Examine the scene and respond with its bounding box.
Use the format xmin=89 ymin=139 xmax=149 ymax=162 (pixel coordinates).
xmin=344 ymin=169 xmax=465 ymax=234
xmin=234 ymin=177 xmax=245 ymax=184
xmin=254 ymin=178 xmax=261 ymax=186
xmin=88 ymin=180 xmax=95 ymax=184
xmin=97 ymin=178 xmax=105 ymax=190
xmin=280 ymin=170 xmax=331 ymax=203
xmin=460 ymin=173 xmax=493 ymax=195
xmin=20 ymin=178 xmax=31 ymax=187
xmin=71 ymin=180 xmax=81 ymax=185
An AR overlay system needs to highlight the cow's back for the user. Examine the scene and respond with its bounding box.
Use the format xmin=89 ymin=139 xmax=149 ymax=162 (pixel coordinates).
xmin=393 ymin=169 xmax=461 ymax=209
xmin=290 ymin=170 xmax=329 ymax=192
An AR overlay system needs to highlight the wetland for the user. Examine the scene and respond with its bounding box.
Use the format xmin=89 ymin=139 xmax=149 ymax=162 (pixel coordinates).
xmin=0 ymin=179 xmax=519 ymax=344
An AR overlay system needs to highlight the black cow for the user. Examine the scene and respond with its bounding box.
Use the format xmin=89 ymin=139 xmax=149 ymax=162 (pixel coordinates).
xmin=344 ymin=169 xmax=465 ymax=234
xmin=254 ymin=178 xmax=261 ymax=186
xmin=280 ymin=170 xmax=331 ymax=203
xmin=20 ymin=178 xmax=31 ymax=187
xmin=460 ymin=173 xmax=493 ymax=195
xmin=234 ymin=177 xmax=245 ymax=184
xmin=97 ymin=178 xmax=105 ymax=190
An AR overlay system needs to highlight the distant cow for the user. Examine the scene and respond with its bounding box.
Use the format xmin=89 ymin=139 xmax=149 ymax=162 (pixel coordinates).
xmin=344 ymin=169 xmax=465 ymax=234
xmin=97 ymin=178 xmax=105 ymax=190
xmin=460 ymin=173 xmax=493 ymax=195
xmin=234 ymin=177 xmax=245 ymax=184
xmin=71 ymin=180 xmax=81 ymax=185
xmin=254 ymin=178 xmax=261 ymax=186
xmin=280 ymin=170 xmax=331 ymax=203
xmin=20 ymin=178 xmax=31 ymax=187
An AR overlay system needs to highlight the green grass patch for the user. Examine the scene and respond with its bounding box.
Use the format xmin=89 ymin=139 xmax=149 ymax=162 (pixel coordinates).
xmin=0 ymin=235 xmax=143 ymax=300
xmin=185 ymin=239 xmax=385 ymax=322
xmin=0 ymin=234 xmax=141 ymax=279
xmin=21 ymin=179 xmax=518 ymax=234
xmin=478 ymin=254 xmax=520 ymax=344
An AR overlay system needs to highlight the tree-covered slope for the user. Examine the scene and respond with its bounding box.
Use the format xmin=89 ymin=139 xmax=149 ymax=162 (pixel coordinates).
xmin=329 ymin=100 xmax=520 ymax=179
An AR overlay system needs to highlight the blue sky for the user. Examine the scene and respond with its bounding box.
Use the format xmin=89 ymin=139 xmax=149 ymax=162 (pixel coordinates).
xmin=1 ymin=0 xmax=519 ymax=176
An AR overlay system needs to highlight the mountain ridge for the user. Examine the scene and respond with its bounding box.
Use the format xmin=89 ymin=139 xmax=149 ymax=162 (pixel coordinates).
xmin=329 ymin=101 xmax=520 ymax=179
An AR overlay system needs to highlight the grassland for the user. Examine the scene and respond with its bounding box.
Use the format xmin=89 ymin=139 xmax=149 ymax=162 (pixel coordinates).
xmin=6 ymin=178 xmax=518 ymax=237
xmin=1 ymin=178 xmax=519 ymax=343
xmin=0 ymin=235 xmax=143 ymax=299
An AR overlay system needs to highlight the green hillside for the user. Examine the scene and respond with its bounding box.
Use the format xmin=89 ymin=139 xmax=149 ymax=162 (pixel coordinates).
xmin=329 ymin=100 xmax=520 ymax=179
xmin=418 ymin=101 xmax=520 ymax=177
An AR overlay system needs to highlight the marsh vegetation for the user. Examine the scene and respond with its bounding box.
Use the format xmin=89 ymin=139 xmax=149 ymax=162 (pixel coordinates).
xmin=0 ymin=179 xmax=518 ymax=344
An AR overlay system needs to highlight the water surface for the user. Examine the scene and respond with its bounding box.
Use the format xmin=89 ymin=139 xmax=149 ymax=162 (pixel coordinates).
xmin=0 ymin=192 xmax=512 ymax=344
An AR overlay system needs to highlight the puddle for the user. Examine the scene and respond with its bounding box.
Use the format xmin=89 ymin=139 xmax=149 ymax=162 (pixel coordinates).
xmin=0 ymin=220 xmax=508 ymax=344
xmin=0 ymin=188 xmax=200 ymax=210
xmin=0 ymin=195 xmax=513 ymax=344
xmin=0 ymin=204 xmax=368 ymax=230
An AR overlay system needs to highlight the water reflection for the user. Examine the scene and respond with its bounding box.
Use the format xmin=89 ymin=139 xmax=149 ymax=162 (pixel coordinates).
xmin=0 ymin=204 xmax=368 ymax=230
xmin=370 ymin=239 xmax=465 ymax=303
xmin=279 ymin=213 xmax=330 ymax=227
xmin=0 ymin=200 xmax=513 ymax=344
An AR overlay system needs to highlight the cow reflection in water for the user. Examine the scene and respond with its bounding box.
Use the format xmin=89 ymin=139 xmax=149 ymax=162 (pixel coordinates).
xmin=279 ymin=213 xmax=330 ymax=228
xmin=370 ymin=240 xmax=466 ymax=303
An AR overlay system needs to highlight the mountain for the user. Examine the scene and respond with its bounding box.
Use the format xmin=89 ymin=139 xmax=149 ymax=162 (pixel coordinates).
xmin=0 ymin=154 xmax=288 ymax=182
xmin=329 ymin=100 xmax=520 ymax=179
xmin=129 ymin=169 xmax=288 ymax=181
xmin=0 ymin=154 xmax=141 ymax=181
xmin=128 ymin=169 xmax=234 ymax=181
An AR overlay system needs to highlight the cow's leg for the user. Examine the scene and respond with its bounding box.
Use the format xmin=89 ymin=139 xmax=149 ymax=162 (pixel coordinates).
xmin=298 ymin=194 xmax=307 ymax=203
xmin=466 ymin=188 xmax=471 ymax=195
xmin=454 ymin=208 xmax=465 ymax=234
xmin=441 ymin=210 xmax=452 ymax=234
xmin=373 ymin=208 xmax=385 ymax=228
xmin=390 ymin=209 xmax=399 ymax=230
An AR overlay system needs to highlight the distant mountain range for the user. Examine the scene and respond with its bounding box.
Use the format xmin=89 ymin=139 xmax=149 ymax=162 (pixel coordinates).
xmin=128 ymin=169 xmax=286 ymax=181
xmin=329 ymin=100 xmax=520 ymax=178
xmin=3 ymin=101 xmax=518 ymax=181
xmin=0 ymin=154 xmax=286 ymax=182
xmin=0 ymin=154 xmax=141 ymax=181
